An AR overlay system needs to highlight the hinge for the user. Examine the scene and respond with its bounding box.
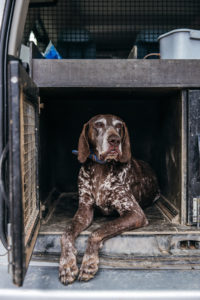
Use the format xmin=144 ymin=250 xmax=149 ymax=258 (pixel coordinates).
xmin=193 ymin=197 xmax=200 ymax=228
xmin=7 ymin=223 xmax=12 ymax=274
xmin=40 ymin=201 xmax=46 ymax=219
xmin=38 ymin=96 xmax=44 ymax=114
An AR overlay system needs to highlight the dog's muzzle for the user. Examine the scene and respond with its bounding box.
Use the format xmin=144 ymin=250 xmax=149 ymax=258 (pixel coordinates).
xmin=100 ymin=134 xmax=121 ymax=161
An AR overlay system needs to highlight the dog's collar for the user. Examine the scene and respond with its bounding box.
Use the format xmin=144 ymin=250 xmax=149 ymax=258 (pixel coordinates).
xmin=72 ymin=150 xmax=107 ymax=164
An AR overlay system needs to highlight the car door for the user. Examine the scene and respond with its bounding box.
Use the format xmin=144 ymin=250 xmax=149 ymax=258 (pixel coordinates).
xmin=8 ymin=59 xmax=40 ymax=286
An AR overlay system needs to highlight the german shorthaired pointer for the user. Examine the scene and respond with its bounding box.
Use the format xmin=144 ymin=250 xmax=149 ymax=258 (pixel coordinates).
xmin=59 ymin=114 xmax=159 ymax=284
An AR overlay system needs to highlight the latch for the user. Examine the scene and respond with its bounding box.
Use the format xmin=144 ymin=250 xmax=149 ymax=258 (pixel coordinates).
xmin=38 ymin=96 xmax=44 ymax=114
xmin=193 ymin=197 xmax=200 ymax=228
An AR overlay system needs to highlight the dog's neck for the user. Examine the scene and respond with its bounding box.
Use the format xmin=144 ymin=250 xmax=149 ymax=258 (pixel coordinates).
xmin=72 ymin=150 xmax=106 ymax=164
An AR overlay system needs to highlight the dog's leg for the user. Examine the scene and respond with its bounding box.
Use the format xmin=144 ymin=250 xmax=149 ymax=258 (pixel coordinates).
xmin=59 ymin=203 xmax=93 ymax=285
xmin=78 ymin=200 xmax=147 ymax=282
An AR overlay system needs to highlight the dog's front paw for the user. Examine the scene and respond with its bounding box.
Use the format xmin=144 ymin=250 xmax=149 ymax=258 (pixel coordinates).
xmin=78 ymin=253 xmax=99 ymax=282
xmin=59 ymin=252 xmax=79 ymax=285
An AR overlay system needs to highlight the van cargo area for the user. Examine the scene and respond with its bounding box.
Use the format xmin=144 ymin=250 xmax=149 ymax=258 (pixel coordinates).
xmin=3 ymin=0 xmax=200 ymax=289
xmin=19 ymin=0 xmax=200 ymax=271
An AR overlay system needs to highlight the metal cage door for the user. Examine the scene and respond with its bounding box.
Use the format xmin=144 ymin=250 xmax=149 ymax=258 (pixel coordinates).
xmin=8 ymin=60 xmax=40 ymax=286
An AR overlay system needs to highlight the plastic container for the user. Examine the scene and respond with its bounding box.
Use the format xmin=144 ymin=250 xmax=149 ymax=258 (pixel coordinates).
xmin=158 ymin=29 xmax=200 ymax=59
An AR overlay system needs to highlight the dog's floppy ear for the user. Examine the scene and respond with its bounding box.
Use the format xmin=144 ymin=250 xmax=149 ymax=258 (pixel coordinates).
xmin=78 ymin=122 xmax=90 ymax=163
xmin=119 ymin=122 xmax=132 ymax=163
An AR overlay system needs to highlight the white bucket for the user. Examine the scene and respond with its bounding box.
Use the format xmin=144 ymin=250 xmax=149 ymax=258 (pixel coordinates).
xmin=158 ymin=29 xmax=200 ymax=59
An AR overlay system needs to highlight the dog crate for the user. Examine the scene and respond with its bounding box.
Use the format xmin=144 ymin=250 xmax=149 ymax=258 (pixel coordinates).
xmin=5 ymin=0 xmax=200 ymax=287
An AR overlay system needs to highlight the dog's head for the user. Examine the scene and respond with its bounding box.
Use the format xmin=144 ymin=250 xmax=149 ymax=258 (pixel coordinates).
xmin=78 ymin=114 xmax=131 ymax=163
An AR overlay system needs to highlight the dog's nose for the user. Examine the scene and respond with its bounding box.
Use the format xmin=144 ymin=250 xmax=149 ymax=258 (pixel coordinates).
xmin=108 ymin=135 xmax=120 ymax=146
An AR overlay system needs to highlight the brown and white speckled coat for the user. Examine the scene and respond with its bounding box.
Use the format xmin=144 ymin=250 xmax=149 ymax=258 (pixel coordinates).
xmin=59 ymin=114 xmax=159 ymax=285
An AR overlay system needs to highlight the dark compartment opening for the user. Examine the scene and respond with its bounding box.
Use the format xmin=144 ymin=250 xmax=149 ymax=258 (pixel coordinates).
xmin=39 ymin=89 xmax=182 ymax=223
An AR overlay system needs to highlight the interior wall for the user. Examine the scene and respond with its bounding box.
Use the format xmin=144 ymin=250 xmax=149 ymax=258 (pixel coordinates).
xmin=39 ymin=89 xmax=182 ymax=211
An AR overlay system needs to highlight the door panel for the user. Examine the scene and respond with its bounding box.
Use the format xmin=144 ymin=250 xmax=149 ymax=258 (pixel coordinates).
xmin=8 ymin=60 xmax=40 ymax=286
xmin=188 ymin=90 xmax=200 ymax=226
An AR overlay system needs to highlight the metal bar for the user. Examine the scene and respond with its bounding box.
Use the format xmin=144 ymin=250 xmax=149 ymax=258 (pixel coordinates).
xmin=33 ymin=60 xmax=200 ymax=89
xmin=0 ymin=0 xmax=15 ymax=251
xmin=197 ymin=198 xmax=200 ymax=229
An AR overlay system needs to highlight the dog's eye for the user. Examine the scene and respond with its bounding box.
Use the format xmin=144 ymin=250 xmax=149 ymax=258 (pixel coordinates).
xmin=115 ymin=123 xmax=122 ymax=129
xmin=95 ymin=122 xmax=104 ymax=128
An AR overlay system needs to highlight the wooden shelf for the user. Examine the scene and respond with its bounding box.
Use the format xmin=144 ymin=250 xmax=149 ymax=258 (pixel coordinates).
xmin=32 ymin=59 xmax=200 ymax=89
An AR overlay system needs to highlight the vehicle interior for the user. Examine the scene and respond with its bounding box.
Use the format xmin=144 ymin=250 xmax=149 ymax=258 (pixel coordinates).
xmin=3 ymin=1 xmax=200 ymax=286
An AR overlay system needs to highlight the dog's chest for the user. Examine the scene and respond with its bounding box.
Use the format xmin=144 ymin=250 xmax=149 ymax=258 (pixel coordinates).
xmin=91 ymin=165 xmax=128 ymax=212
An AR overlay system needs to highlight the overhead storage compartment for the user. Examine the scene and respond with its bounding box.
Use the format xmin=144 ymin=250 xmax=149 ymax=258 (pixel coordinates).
xmin=23 ymin=0 xmax=200 ymax=59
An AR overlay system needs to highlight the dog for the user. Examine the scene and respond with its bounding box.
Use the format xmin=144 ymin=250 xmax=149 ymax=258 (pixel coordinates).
xmin=59 ymin=114 xmax=159 ymax=284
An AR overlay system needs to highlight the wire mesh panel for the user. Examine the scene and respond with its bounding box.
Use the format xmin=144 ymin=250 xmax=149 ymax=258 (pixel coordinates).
xmin=21 ymin=97 xmax=38 ymax=245
xmin=9 ymin=61 xmax=40 ymax=286
xmin=23 ymin=0 xmax=200 ymax=58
